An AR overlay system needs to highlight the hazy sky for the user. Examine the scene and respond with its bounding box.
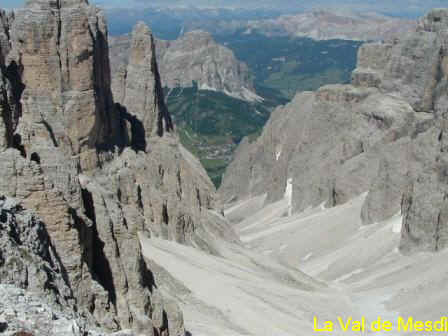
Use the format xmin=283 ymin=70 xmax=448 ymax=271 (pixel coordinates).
xmin=2 ymin=0 xmax=446 ymax=16
xmin=3 ymin=0 xmax=21 ymax=8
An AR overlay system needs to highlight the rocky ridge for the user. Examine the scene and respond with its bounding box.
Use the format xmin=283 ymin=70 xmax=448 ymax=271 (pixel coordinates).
xmin=109 ymin=30 xmax=260 ymax=102
xmin=0 ymin=0 xmax=235 ymax=335
xmin=244 ymin=10 xmax=416 ymax=41
xmin=220 ymin=8 xmax=448 ymax=253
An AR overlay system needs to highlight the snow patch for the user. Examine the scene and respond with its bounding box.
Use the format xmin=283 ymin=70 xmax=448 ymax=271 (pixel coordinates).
xmin=241 ymin=87 xmax=264 ymax=103
xmin=392 ymin=216 xmax=402 ymax=234
xmin=284 ymin=178 xmax=293 ymax=217
xmin=199 ymin=83 xmax=263 ymax=103
xmin=302 ymin=252 xmax=313 ymax=261
xmin=280 ymin=244 xmax=288 ymax=251
xmin=275 ymin=151 xmax=282 ymax=161
xmin=200 ymin=83 xmax=218 ymax=91
xmin=184 ymin=130 xmax=194 ymax=140
xmin=335 ymin=268 xmax=364 ymax=283
xmin=78 ymin=174 xmax=90 ymax=188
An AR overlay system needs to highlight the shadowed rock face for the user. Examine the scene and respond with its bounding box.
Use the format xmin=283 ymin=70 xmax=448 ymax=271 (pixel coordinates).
xmin=114 ymin=22 xmax=173 ymax=146
xmin=219 ymin=8 xmax=448 ymax=253
xmin=352 ymin=9 xmax=448 ymax=252
xmin=12 ymin=0 xmax=124 ymax=171
xmin=0 ymin=0 xmax=236 ymax=335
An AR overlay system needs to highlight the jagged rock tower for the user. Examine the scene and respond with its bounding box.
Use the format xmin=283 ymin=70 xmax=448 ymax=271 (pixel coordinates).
xmin=0 ymin=0 xmax=234 ymax=335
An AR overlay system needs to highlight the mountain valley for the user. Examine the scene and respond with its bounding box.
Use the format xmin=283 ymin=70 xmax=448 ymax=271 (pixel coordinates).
xmin=1 ymin=1 xmax=448 ymax=336
xmin=110 ymin=26 xmax=363 ymax=186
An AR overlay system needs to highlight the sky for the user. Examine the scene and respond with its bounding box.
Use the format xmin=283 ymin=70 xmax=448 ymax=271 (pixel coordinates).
xmin=3 ymin=0 xmax=20 ymax=8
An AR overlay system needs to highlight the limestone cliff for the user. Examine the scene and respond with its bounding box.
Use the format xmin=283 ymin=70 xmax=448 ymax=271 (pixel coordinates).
xmin=0 ymin=0 xmax=235 ymax=335
xmin=109 ymin=30 xmax=259 ymax=102
xmin=220 ymin=8 xmax=448 ymax=253
xmin=113 ymin=22 xmax=173 ymax=144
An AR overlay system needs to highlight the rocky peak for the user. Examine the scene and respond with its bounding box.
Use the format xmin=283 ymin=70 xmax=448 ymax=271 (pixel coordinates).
xmin=417 ymin=8 xmax=448 ymax=33
xmin=25 ymin=0 xmax=89 ymax=9
xmin=8 ymin=0 xmax=123 ymax=171
xmin=177 ymin=30 xmax=214 ymax=46
xmin=0 ymin=10 xmax=17 ymax=153
xmin=109 ymin=29 xmax=259 ymax=102
xmin=1 ymin=0 xmax=235 ymax=333
xmin=0 ymin=10 xmax=11 ymax=64
xmin=352 ymin=8 xmax=448 ymax=113
xmin=117 ymin=21 xmax=173 ymax=148
xmin=158 ymin=29 xmax=258 ymax=101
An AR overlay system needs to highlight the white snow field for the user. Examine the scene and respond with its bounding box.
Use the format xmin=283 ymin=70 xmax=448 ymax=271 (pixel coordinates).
xmin=140 ymin=194 xmax=448 ymax=336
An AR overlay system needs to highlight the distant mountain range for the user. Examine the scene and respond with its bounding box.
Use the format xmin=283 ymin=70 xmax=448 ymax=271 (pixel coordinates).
xmin=105 ymin=7 xmax=285 ymax=38
xmin=3 ymin=0 xmax=446 ymax=18
xmin=100 ymin=0 xmax=446 ymax=17
xmin=105 ymin=7 xmax=416 ymax=42
xmin=243 ymin=10 xmax=416 ymax=41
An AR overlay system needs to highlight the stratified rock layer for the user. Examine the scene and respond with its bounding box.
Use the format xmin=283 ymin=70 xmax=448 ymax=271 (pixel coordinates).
xmin=220 ymin=8 xmax=448 ymax=253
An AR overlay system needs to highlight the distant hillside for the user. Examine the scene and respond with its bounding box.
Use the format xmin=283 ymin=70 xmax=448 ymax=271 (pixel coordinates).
xmin=217 ymin=33 xmax=362 ymax=99
xmin=165 ymin=85 xmax=282 ymax=186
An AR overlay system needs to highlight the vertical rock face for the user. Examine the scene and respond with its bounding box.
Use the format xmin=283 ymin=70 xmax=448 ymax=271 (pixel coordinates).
xmin=353 ymin=18 xmax=448 ymax=113
xmin=156 ymin=30 xmax=257 ymax=101
xmin=397 ymin=10 xmax=448 ymax=252
xmin=115 ymin=22 xmax=173 ymax=149
xmin=1 ymin=2 xmax=121 ymax=330
xmin=220 ymin=8 xmax=448 ymax=253
xmin=10 ymin=0 xmax=124 ymax=170
xmin=220 ymin=84 xmax=417 ymax=221
xmin=0 ymin=10 xmax=17 ymax=153
xmin=0 ymin=1 xmax=235 ymax=335
xmin=353 ymin=9 xmax=448 ymax=252
xmin=109 ymin=30 xmax=258 ymax=102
